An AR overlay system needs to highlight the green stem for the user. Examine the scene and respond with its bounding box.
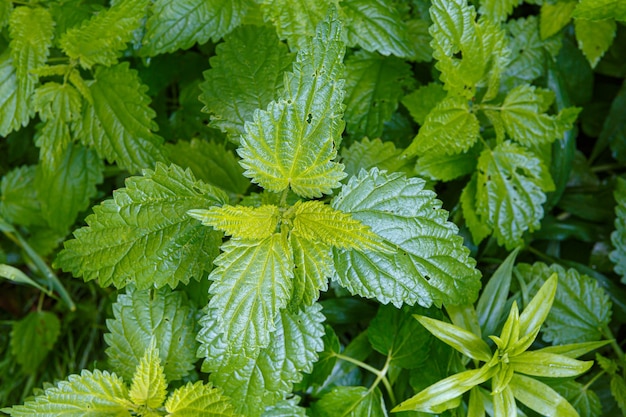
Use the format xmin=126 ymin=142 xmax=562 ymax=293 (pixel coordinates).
xmin=334 ymin=353 xmax=397 ymax=406
xmin=582 ymin=370 xmax=606 ymax=391
xmin=279 ymin=188 xmax=290 ymax=207
xmin=601 ymin=325 xmax=625 ymax=361
xmin=591 ymin=163 xmax=625 ymax=174
xmin=3 ymin=229 xmax=76 ymax=311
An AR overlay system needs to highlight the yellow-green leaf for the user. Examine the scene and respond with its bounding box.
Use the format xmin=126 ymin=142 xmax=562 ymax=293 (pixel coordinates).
xmin=188 ymin=205 xmax=280 ymax=240
xmin=129 ymin=340 xmax=167 ymax=409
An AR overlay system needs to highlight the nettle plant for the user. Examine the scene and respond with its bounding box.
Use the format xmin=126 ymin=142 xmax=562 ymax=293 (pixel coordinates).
xmin=1 ymin=0 xmax=626 ymax=416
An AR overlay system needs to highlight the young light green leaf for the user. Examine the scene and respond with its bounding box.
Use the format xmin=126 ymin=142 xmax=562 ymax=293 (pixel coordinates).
xmin=574 ymin=19 xmax=616 ymax=68
xmin=129 ymin=340 xmax=167 ymax=409
xmin=56 ymin=163 xmax=227 ymax=289
xmin=401 ymin=82 xmax=446 ymax=126
xmin=368 ymin=304 xmax=434 ymax=368
xmin=476 ymin=248 xmax=520 ymax=338
xmin=0 ymin=166 xmax=44 ymax=227
xmin=415 ymin=144 xmax=480 ymax=182
xmin=341 ymin=137 xmax=411 ymax=177
xmin=238 ymin=12 xmax=347 ymax=198
xmin=611 ymin=177 xmax=626 ymax=283
xmin=208 ymin=233 xmax=293 ymax=355
xmin=291 ymin=200 xmax=389 ymax=252
xmin=203 ymin=305 xmax=325 ymax=417
xmin=289 ymin=233 xmax=331 ymax=308
xmin=537 ymin=341 xmax=611 ymax=359
xmin=476 ymin=141 xmax=555 ymax=249
xmin=332 ymin=168 xmax=481 ymax=308
xmin=165 ymin=139 xmax=249 ymax=197
xmin=10 ymin=311 xmax=60 ymax=373
xmin=340 ymin=0 xmax=413 ymax=58
xmin=405 ymin=95 xmax=480 ymax=158
xmin=4 ymin=370 xmax=130 ymax=417
xmin=312 ymin=386 xmax=387 ymax=417
xmin=343 ymin=51 xmax=412 ymax=138
xmin=60 ymin=0 xmax=147 ymax=68
xmin=518 ymin=273 xmax=557 ymax=337
xmin=509 ymin=374 xmax=579 ymax=417
xmin=142 ymin=0 xmax=250 ymax=56
xmin=510 ymin=351 xmax=592 ymax=378
xmin=479 ymin=0 xmax=521 ymax=23
xmin=0 ymin=50 xmax=32 ymax=136
xmin=262 ymin=397 xmax=306 ymax=417
xmin=75 ymin=63 xmax=166 ymax=174
xmin=493 ymin=386 xmax=517 ymax=417
xmin=104 ymin=286 xmax=198 ymax=383
xmin=461 ymin=175 xmax=492 ymax=245
xmin=199 ymin=25 xmax=294 ymax=140
xmin=548 ymin=380 xmax=602 ymax=417
xmin=189 ymin=205 xmax=280 ymax=240
xmin=8 ymin=6 xmax=54 ymax=83
xmin=540 ymin=1 xmax=576 ymax=39
xmin=415 ymin=315 xmax=492 ymax=362
xmin=260 ymin=0 xmax=329 ymax=50
xmin=165 ymin=381 xmax=241 ymax=417
xmin=572 ymin=0 xmax=626 ymax=22
xmin=34 ymin=82 xmax=82 ymax=124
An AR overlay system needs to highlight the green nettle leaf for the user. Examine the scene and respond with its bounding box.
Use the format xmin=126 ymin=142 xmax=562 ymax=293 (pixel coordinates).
xmin=575 ymin=18 xmax=617 ymax=68
xmin=404 ymin=96 xmax=479 ymax=158
xmin=0 ymin=165 xmax=44 ymax=227
xmin=515 ymin=262 xmax=612 ymax=344
xmin=59 ymin=0 xmax=148 ymax=68
xmin=548 ymin=380 xmax=602 ymax=417
xmin=34 ymin=82 xmax=82 ymax=124
xmin=75 ymin=63 xmax=166 ymax=174
xmin=165 ymin=381 xmax=241 ymax=417
xmin=104 ymin=286 xmax=198 ymax=384
xmin=10 ymin=311 xmax=61 ymax=373
xmin=238 ymin=12 xmax=347 ymax=198
xmin=262 ymin=397 xmax=306 ymax=417
xmin=540 ymin=1 xmax=577 ymax=39
xmin=475 ymin=141 xmax=555 ymax=249
xmin=611 ymin=375 xmax=626 ymax=415
xmin=289 ymin=232 xmax=332 ymax=307
xmin=142 ymin=0 xmax=250 ymax=56
xmin=56 ymin=163 xmax=228 ymax=289
xmin=312 ymin=386 xmax=387 ymax=417
xmin=415 ymin=144 xmax=480 ymax=182
xmin=461 ymin=174 xmax=492 ymax=245
xmin=165 ymin=139 xmax=250 ymax=197
xmin=189 ymin=204 xmax=280 ymax=240
xmin=302 ymin=324 xmax=340 ymax=386
xmin=199 ymin=25 xmax=294 ymax=140
xmin=497 ymin=85 xmax=580 ymax=147
xmin=4 ymin=370 xmax=130 ymax=417
xmin=260 ymin=0 xmax=330 ymax=50
xmin=207 ymin=233 xmax=293 ymax=355
xmin=479 ymin=0 xmax=521 ymax=23
xmin=0 ymin=50 xmax=31 ymax=136
xmin=200 ymin=305 xmax=325 ymax=416
xmin=340 ymin=0 xmax=413 ymax=58
xmin=368 ymin=304 xmax=434 ymax=368
xmin=129 ymin=340 xmax=167 ymax=409
xmin=611 ymin=177 xmax=626 ymax=283
xmin=401 ymin=82 xmax=446 ymax=126
xmin=343 ymin=51 xmax=411 ymax=138
xmin=341 ymin=137 xmax=411 ymax=177
xmin=331 ymin=168 xmax=481 ymax=308
xmin=572 ymin=0 xmax=626 ymax=22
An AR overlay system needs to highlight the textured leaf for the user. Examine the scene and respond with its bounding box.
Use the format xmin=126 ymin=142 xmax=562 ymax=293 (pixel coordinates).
xmin=9 ymin=6 xmax=54 ymax=82
xmin=56 ymin=163 xmax=227 ymax=289
xmin=260 ymin=0 xmax=329 ymax=50
xmin=302 ymin=324 xmax=340 ymax=386
xmin=611 ymin=375 xmax=626 ymax=415
xmin=104 ymin=286 xmax=198 ymax=383
xmin=368 ymin=304 xmax=433 ymax=368
xmin=515 ymin=262 xmax=612 ymax=344
xmin=340 ymin=0 xmax=413 ymax=57
xmin=10 ymin=311 xmax=60 ymax=373
xmin=401 ymin=82 xmax=446 ymax=126
xmin=540 ymin=1 xmax=576 ymax=39
xmin=208 ymin=234 xmax=293 ymax=355
xmin=312 ymin=386 xmax=387 ymax=417
xmin=405 ymin=96 xmax=480 ymax=158
xmin=189 ymin=205 xmax=280 ymax=240
xmin=0 ymin=166 xmax=44 ymax=227
xmin=75 ymin=62 xmax=166 ymax=174
xmin=343 ymin=51 xmax=411 ymax=139
xmin=165 ymin=381 xmax=241 ymax=417
xmin=200 ymin=305 xmax=325 ymax=417
xmin=572 ymin=0 xmax=626 ymax=21
xmin=509 ymin=374 xmax=578 ymax=417
xmin=262 ymin=397 xmax=306 ymax=417
xmin=479 ymin=0 xmax=521 ymax=23
xmin=549 ymin=380 xmax=602 ymax=417
xmin=415 ymin=144 xmax=480 ymax=182
xmin=129 ymin=340 xmax=167 ymax=409
xmin=611 ymin=177 xmax=626 ymax=283
xmin=289 ymin=233 xmax=331 ymax=308
xmin=142 ymin=0 xmax=250 ymax=56
xmin=475 ymin=141 xmax=555 ymax=249
xmin=34 ymin=82 xmax=82 ymax=124
xmin=407 ymin=18 xmax=433 ymax=62
xmin=461 ymin=175 xmax=493 ymax=245
xmin=5 ymin=370 xmax=130 ymax=417
xmin=199 ymin=25 xmax=294 ymax=140
xmin=575 ymin=18 xmax=617 ymax=68
xmin=0 ymin=50 xmax=32 ymax=136
xmin=341 ymin=137 xmax=411 ymax=177
xmin=237 ymin=12 xmax=347 ymax=198
xmin=331 ymin=168 xmax=481 ymax=308
xmin=59 ymin=0 xmax=147 ymax=68
xmin=165 ymin=139 xmax=249 ymax=196
xmin=510 ymin=351 xmax=592 ymax=378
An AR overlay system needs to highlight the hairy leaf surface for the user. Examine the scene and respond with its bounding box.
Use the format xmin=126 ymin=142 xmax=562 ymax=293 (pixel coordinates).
xmin=165 ymin=381 xmax=241 ymax=417
xmin=289 ymin=233 xmax=332 ymax=308
xmin=260 ymin=0 xmax=329 ymax=50
xmin=238 ymin=13 xmax=347 ymax=198
xmin=105 ymin=286 xmax=198 ymax=383
xmin=341 ymin=137 xmax=411 ymax=177
xmin=189 ymin=204 xmax=280 ymax=240
xmin=479 ymin=0 xmax=521 ymax=22
xmin=129 ymin=341 xmax=167 ymax=409
xmin=331 ymin=168 xmax=481 ymax=308
xmin=56 ymin=163 xmax=227 ymax=289
xmin=8 ymin=6 xmax=54 ymax=83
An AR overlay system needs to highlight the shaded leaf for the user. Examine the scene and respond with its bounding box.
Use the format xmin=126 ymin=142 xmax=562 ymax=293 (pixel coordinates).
xmin=0 ymin=166 xmax=44 ymax=227
xmin=611 ymin=177 xmax=626 ymax=283
xmin=341 ymin=137 xmax=411 ymax=177
xmin=540 ymin=1 xmax=576 ymax=39
xmin=165 ymin=381 xmax=241 ymax=417
xmin=312 ymin=386 xmax=387 ymax=417
xmin=401 ymin=82 xmax=446 ymax=126
xmin=575 ymin=18 xmax=616 ymax=68
xmin=10 ymin=311 xmax=60 ymax=373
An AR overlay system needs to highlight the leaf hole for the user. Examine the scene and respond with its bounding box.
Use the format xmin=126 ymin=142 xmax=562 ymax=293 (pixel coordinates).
xmin=306 ymin=113 xmax=312 ymax=124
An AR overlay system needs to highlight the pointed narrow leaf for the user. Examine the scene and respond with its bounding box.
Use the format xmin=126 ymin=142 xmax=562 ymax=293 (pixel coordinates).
xmin=510 ymin=351 xmax=592 ymax=378
xmin=208 ymin=234 xmax=293 ymax=355
xmin=537 ymin=341 xmax=610 ymax=359
xmin=493 ymin=386 xmax=517 ymax=417
xmin=332 ymin=168 xmax=481 ymax=308
xmin=189 ymin=205 xmax=280 ymax=240
xmin=238 ymin=12 xmax=347 ymax=198
xmin=415 ymin=315 xmax=491 ymax=362
xmin=56 ymin=163 xmax=227 ymax=290
xmin=312 ymin=386 xmax=387 ymax=417
xmin=165 ymin=381 xmax=241 ymax=417
xmin=129 ymin=340 xmax=167 ymax=409
xmin=5 ymin=370 xmax=130 ymax=417
xmin=0 ymin=264 xmax=48 ymax=294
xmin=519 ymin=273 xmax=558 ymax=338
xmin=510 ymin=374 xmax=579 ymax=417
